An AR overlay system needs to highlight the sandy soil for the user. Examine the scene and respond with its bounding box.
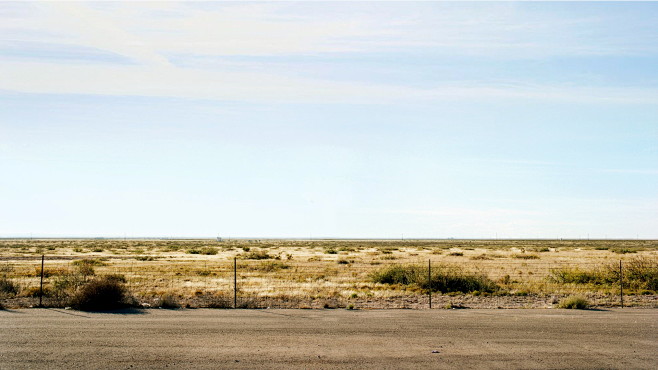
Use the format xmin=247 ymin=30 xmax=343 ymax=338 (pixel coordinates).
xmin=1 ymin=308 xmax=656 ymax=369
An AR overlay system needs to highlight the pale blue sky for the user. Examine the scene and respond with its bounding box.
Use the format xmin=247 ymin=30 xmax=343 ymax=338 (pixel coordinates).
xmin=1 ymin=1 xmax=657 ymax=238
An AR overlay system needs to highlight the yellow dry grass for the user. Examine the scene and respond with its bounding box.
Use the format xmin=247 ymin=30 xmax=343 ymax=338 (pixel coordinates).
xmin=1 ymin=239 xmax=656 ymax=308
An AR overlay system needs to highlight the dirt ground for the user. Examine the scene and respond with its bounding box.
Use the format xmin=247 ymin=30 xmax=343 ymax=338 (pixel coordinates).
xmin=1 ymin=308 xmax=656 ymax=369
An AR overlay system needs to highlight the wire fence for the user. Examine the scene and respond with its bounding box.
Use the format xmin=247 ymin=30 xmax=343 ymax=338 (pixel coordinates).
xmin=1 ymin=256 xmax=654 ymax=309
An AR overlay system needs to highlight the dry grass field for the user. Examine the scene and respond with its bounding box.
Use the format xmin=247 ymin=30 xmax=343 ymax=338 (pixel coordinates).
xmin=1 ymin=239 xmax=657 ymax=309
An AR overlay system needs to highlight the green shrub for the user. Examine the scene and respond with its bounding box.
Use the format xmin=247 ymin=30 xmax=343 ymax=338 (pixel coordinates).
xmin=371 ymin=264 xmax=498 ymax=293
xmin=558 ymin=295 xmax=589 ymax=309
xmin=623 ymin=257 xmax=658 ymax=291
xmin=549 ymin=268 xmax=609 ymax=285
xmin=550 ymin=257 xmax=658 ymax=291
xmin=70 ymin=275 xmax=129 ymax=311
xmin=370 ymin=265 xmax=422 ymax=286
xmin=200 ymin=247 xmax=218 ymax=255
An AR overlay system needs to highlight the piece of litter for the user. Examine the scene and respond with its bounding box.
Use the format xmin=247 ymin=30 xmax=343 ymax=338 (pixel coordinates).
xmin=431 ymin=350 xmax=440 ymax=353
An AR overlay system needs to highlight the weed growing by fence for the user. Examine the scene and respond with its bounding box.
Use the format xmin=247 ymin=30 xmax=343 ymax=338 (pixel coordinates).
xmin=71 ymin=275 xmax=130 ymax=311
xmin=0 ymin=277 xmax=19 ymax=296
xmin=371 ymin=264 xmax=499 ymax=293
xmin=558 ymin=295 xmax=590 ymax=309
xmin=549 ymin=256 xmax=657 ymax=292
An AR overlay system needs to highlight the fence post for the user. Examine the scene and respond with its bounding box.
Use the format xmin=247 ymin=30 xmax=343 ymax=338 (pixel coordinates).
xmin=619 ymin=260 xmax=623 ymax=308
xmin=38 ymin=255 xmax=45 ymax=307
xmin=233 ymin=257 xmax=237 ymax=309
xmin=428 ymin=259 xmax=432 ymax=309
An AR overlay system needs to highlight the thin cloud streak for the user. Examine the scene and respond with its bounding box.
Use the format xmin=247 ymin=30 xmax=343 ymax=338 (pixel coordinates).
xmin=2 ymin=61 xmax=657 ymax=105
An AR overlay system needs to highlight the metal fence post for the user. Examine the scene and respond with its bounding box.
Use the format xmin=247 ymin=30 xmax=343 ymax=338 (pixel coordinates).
xmin=233 ymin=257 xmax=237 ymax=309
xmin=619 ymin=260 xmax=624 ymax=308
xmin=38 ymin=255 xmax=45 ymax=307
xmin=428 ymin=259 xmax=432 ymax=309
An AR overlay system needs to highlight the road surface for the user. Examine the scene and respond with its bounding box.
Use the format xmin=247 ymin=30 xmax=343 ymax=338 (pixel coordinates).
xmin=1 ymin=308 xmax=656 ymax=369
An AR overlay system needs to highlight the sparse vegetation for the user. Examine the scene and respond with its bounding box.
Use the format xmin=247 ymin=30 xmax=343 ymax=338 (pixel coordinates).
xmin=0 ymin=239 xmax=655 ymax=309
xmin=370 ymin=264 xmax=499 ymax=293
xmin=241 ymin=249 xmax=274 ymax=260
xmin=558 ymin=295 xmax=590 ymax=309
xmin=0 ymin=277 xmax=19 ymax=296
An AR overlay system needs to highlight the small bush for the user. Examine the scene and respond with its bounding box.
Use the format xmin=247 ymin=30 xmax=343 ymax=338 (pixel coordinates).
xmin=259 ymin=261 xmax=290 ymax=272
xmin=612 ymin=248 xmax=637 ymax=254
xmin=470 ymin=254 xmax=492 ymax=260
xmin=242 ymin=250 xmax=273 ymax=260
xmin=558 ymin=295 xmax=589 ymax=309
xmin=200 ymin=247 xmax=218 ymax=255
xmin=156 ymin=294 xmax=180 ymax=309
xmin=0 ymin=277 xmax=19 ymax=296
xmin=34 ymin=266 xmax=68 ymax=278
xmin=448 ymin=252 xmax=463 ymax=257
xmin=371 ymin=264 xmax=498 ymax=293
xmin=70 ymin=275 xmax=129 ymax=311
xmin=203 ymin=293 xmax=232 ymax=308
xmin=624 ymin=257 xmax=658 ymax=291
xmin=72 ymin=258 xmax=107 ymax=267
xmin=549 ymin=267 xmax=610 ymax=285
xmin=514 ymin=254 xmax=539 ymax=260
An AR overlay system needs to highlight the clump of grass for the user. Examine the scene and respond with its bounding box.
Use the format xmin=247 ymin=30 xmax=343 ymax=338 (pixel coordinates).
xmin=325 ymin=248 xmax=338 ymax=254
xmin=514 ymin=254 xmax=539 ymax=259
xmin=558 ymin=295 xmax=589 ymax=309
xmin=470 ymin=254 xmax=492 ymax=260
xmin=260 ymin=261 xmax=290 ymax=272
xmin=370 ymin=264 xmax=498 ymax=294
xmin=72 ymin=258 xmax=107 ymax=267
xmin=624 ymin=257 xmax=658 ymax=291
xmin=156 ymin=294 xmax=181 ymax=309
xmin=199 ymin=247 xmax=218 ymax=255
xmin=241 ymin=249 xmax=274 ymax=260
xmin=202 ymin=293 xmax=232 ymax=308
xmin=549 ymin=257 xmax=657 ymax=292
xmin=611 ymin=248 xmax=637 ymax=254
xmin=550 ymin=266 xmax=611 ymax=285
xmin=0 ymin=277 xmax=20 ymax=296
xmin=135 ymin=256 xmax=156 ymax=261
xmin=70 ymin=275 xmax=130 ymax=311
xmin=448 ymin=252 xmax=463 ymax=256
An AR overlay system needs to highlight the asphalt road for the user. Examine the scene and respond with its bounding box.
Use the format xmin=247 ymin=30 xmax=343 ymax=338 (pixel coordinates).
xmin=1 ymin=308 xmax=656 ymax=369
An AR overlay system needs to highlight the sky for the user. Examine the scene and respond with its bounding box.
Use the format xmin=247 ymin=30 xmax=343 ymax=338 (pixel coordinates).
xmin=1 ymin=1 xmax=657 ymax=239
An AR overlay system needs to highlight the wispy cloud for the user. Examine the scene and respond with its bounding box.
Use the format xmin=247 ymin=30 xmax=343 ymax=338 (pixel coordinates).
xmin=2 ymin=2 xmax=657 ymax=104
xmin=2 ymin=60 xmax=657 ymax=105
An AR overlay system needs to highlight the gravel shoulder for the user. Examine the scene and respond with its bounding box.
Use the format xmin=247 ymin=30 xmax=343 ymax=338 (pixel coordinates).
xmin=1 ymin=308 xmax=656 ymax=369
